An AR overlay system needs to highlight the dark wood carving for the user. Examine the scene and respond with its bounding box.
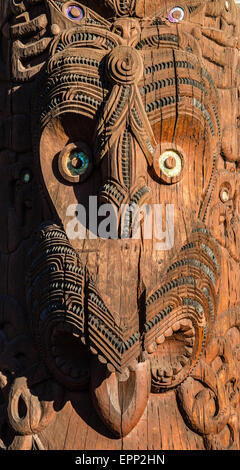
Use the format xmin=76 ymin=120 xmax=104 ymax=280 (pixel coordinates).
xmin=0 ymin=0 xmax=240 ymax=450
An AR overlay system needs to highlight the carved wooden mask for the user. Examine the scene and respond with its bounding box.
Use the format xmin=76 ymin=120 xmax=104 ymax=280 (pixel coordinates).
xmin=1 ymin=0 xmax=240 ymax=450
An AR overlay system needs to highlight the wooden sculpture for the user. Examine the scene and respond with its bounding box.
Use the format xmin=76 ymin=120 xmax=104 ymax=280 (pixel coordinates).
xmin=0 ymin=0 xmax=240 ymax=451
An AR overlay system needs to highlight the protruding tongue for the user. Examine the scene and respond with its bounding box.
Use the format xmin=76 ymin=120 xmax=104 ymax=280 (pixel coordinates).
xmin=91 ymin=359 xmax=151 ymax=437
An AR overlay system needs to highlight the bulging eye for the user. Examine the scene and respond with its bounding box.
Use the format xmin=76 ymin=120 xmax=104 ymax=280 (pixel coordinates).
xmin=168 ymin=7 xmax=185 ymax=23
xmin=58 ymin=142 xmax=92 ymax=183
xmin=153 ymin=149 xmax=184 ymax=184
xmin=65 ymin=5 xmax=84 ymax=21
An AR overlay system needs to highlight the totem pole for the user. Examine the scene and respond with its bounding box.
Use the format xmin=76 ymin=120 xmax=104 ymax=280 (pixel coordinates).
xmin=0 ymin=0 xmax=240 ymax=451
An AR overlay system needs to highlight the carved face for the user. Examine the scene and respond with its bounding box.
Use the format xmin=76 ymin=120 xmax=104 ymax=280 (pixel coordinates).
xmin=19 ymin=0 xmax=240 ymax=438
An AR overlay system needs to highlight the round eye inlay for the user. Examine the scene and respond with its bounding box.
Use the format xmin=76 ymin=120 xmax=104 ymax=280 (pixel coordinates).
xmin=219 ymin=187 xmax=230 ymax=203
xmin=159 ymin=150 xmax=182 ymax=178
xmin=66 ymin=5 xmax=84 ymax=20
xmin=168 ymin=6 xmax=185 ymax=23
xmin=225 ymin=1 xmax=229 ymax=11
xmin=67 ymin=150 xmax=89 ymax=177
xmin=58 ymin=142 xmax=92 ymax=183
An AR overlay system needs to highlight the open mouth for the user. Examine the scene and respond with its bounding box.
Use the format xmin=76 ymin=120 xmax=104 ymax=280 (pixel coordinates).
xmin=148 ymin=316 xmax=196 ymax=389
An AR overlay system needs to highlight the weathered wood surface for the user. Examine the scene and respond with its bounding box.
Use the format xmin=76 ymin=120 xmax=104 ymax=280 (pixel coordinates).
xmin=0 ymin=0 xmax=240 ymax=450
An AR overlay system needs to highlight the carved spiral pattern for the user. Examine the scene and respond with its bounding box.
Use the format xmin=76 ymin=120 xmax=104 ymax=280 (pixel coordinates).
xmin=106 ymin=45 xmax=143 ymax=85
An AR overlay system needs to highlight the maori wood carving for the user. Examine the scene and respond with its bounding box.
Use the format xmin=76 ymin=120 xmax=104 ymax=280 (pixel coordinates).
xmin=0 ymin=0 xmax=240 ymax=450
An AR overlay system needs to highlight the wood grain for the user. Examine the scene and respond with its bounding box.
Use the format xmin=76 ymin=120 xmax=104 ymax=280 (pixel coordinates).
xmin=0 ymin=0 xmax=240 ymax=450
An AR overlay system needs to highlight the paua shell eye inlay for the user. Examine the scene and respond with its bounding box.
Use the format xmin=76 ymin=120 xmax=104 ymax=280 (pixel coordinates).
xmin=159 ymin=150 xmax=183 ymax=178
xmin=58 ymin=142 xmax=92 ymax=183
xmin=67 ymin=150 xmax=89 ymax=177
xmin=66 ymin=5 xmax=84 ymax=20
xmin=168 ymin=6 xmax=185 ymax=23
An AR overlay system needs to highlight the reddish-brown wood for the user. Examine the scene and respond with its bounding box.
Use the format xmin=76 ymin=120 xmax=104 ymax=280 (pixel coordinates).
xmin=0 ymin=0 xmax=240 ymax=450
